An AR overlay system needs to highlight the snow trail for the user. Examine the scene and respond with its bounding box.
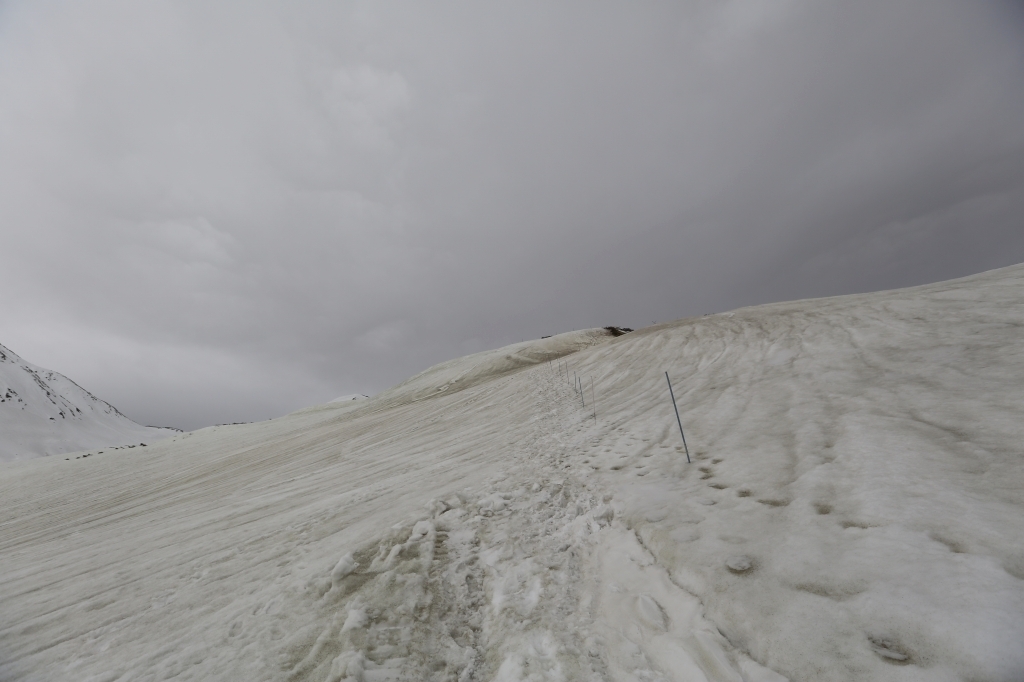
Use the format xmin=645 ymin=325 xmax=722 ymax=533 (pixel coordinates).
xmin=276 ymin=367 xmax=784 ymax=682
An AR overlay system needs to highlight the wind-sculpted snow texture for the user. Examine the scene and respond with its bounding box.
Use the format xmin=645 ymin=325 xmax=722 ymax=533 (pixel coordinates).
xmin=364 ymin=328 xmax=617 ymax=411
xmin=0 ymin=343 xmax=176 ymax=461
xmin=2 ymin=266 xmax=1024 ymax=682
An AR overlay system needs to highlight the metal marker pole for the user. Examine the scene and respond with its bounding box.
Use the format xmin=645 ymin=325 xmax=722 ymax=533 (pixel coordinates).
xmin=590 ymin=376 xmax=596 ymax=420
xmin=665 ymin=372 xmax=691 ymax=463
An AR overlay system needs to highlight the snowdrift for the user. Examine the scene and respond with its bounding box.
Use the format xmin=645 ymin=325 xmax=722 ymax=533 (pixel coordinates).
xmin=1 ymin=266 xmax=1022 ymax=682
xmin=0 ymin=343 xmax=177 ymax=461
xmin=297 ymin=328 xmax=619 ymax=419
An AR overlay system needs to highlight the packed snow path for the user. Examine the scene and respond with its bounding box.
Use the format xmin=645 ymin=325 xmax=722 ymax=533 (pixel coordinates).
xmin=2 ymin=266 xmax=1023 ymax=681
xmin=272 ymin=370 xmax=786 ymax=682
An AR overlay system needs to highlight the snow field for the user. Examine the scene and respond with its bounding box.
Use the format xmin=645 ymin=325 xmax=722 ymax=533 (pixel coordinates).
xmin=0 ymin=339 xmax=787 ymax=682
xmin=1 ymin=265 xmax=1023 ymax=681
xmin=557 ymin=267 xmax=1024 ymax=681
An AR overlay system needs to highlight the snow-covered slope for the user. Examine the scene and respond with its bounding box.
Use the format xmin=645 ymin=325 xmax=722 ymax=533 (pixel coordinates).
xmin=1 ymin=267 xmax=1023 ymax=682
xmin=329 ymin=394 xmax=369 ymax=404
xmin=0 ymin=343 xmax=176 ymax=461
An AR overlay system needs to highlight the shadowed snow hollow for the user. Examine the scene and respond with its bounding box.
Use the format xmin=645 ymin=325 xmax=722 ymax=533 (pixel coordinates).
xmin=0 ymin=343 xmax=177 ymax=461
xmin=1 ymin=268 xmax=1022 ymax=681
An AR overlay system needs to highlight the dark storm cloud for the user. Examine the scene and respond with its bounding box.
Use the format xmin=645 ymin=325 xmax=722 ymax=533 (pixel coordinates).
xmin=0 ymin=0 xmax=1021 ymax=430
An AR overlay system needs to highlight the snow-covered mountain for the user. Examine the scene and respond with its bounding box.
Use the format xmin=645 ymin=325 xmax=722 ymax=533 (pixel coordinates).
xmin=0 ymin=342 xmax=177 ymax=461
xmin=1 ymin=266 xmax=1023 ymax=681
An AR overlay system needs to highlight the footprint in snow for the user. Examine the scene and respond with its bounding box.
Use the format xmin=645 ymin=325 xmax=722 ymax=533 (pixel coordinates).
xmin=635 ymin=594 xmax=668 ymax=631
xmin=725 ymin=555 xmax=755 ymax=574
xmin=868 ymin=635 xmax=911 ymax=664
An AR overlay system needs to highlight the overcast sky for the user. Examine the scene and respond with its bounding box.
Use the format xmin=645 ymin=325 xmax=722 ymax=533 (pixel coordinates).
xmin=1 ymin=1 xmax=1022 ymax=431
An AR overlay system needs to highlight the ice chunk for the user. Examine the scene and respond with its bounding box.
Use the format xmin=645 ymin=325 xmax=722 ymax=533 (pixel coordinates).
xmin=327 ymin=651 xmax=366 ymax=682
xmin=478 ymin=493 xmax=509 ymax=514
xmin=410 ymin=520 xmax=434 ymax=539
xmin=331 ymin=553 xmax=358 ymax=590
xmin=342 ymin=608 xmax=369 ymax=632
xmin=592 ymin=504 xmax=614 ymax=526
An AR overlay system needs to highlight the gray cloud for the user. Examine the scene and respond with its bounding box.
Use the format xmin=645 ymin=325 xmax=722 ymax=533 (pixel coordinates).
xmin=0 ymin=0 xmax=1022 ymax=430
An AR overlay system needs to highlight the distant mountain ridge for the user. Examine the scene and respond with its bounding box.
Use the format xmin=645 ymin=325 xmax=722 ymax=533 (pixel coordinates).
xmin=0 ymin=342 xmax=177 ymax=462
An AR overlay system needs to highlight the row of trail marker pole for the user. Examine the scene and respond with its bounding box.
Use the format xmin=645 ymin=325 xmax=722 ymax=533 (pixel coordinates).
xmin=550 ymin=358 xmax=596 ymax=422
xmin=552 ymin=356 xmax=692 ymax=464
